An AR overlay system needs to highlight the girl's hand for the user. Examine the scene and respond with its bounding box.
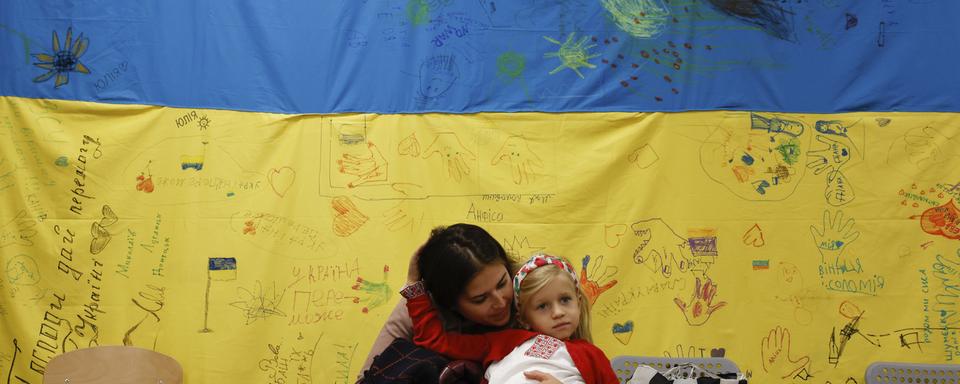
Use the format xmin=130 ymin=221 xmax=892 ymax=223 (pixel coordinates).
xmin=406 ymin=245 xmax=423 ymax=283
xmin=523 ymin=370 xmax=562 ymax=383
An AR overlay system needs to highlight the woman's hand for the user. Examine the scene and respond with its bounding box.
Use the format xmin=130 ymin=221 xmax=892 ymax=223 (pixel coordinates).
xmin=406 ymin=245 xmax=423 ymax=283
xmin=523 ymin=370 xmax=562 ymax=383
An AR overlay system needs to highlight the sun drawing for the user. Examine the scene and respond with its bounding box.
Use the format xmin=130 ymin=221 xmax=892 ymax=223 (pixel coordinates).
xmin=543 ymin=32 xmax=600 ymax=79
xmin=33 ymin=27 xmax=91 ymax=88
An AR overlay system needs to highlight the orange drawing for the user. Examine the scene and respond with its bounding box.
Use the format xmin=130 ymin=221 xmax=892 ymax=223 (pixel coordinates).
xmin=338 ymin=141 xmax=388 ymax=188
xmin=760 ymin=326 xmax=811 ymax=379
xmin=674 ymin=276 xmax=726 ymax=326
xmin=742 ymin=224 xmax=765 ymax=247
xmin=579 ymin=255 xmax=617 ymax=306
xmin=604 ymin=224 xmax=627 ymax=248
xmin=332 ymin=196 xmax=368 ymax=237
xmin=913 ymin=199 xmax=960 ymax=240
xmin=136 ymin=160 xmax=155 ymax=193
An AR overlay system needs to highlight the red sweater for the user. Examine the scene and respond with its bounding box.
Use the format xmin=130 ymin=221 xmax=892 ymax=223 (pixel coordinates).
xmin=407 ymin=294 xmax=619 ymax=384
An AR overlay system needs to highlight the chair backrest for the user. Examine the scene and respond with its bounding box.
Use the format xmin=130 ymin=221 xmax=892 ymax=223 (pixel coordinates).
xmin=43 ymin=345 xmax=182 ymax=384
xmin=865 ymin=361 xmax=960 ymax=384
xmin=611 ymin=356 xmax=740 ymax=384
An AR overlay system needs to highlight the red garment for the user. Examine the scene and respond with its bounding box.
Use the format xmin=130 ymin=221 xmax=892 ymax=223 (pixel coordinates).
xmin=407 ymin=294 xmax=619 ymax=384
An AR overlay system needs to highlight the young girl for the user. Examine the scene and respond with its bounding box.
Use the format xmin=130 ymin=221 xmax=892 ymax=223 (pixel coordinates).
xmin=402 ymin=253 xmax=618 ymax=384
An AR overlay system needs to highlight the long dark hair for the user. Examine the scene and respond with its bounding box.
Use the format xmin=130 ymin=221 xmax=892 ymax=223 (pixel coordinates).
xmin=417 ymin=223 xmax=511 ymax=311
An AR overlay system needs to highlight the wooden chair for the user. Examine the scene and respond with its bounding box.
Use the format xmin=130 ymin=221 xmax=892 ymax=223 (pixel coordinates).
xmin=43 ymin=346 xmax=182 ymax=384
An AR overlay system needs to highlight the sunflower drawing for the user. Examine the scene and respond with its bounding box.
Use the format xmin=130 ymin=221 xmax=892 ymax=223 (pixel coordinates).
xmin=32 ymin=27 xmax=91 ymax=88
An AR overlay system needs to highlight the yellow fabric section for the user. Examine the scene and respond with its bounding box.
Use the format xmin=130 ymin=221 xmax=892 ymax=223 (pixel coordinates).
xmin=1 ymin=96 xmax=958 ymax=383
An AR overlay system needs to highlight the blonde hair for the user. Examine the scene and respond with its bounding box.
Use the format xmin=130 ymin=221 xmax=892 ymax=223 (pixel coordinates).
xmin=515 ymin=260 xmax=593 ymax=342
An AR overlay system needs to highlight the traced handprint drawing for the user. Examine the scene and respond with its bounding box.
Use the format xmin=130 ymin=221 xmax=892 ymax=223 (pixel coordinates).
xmin=0 ymin=157 xmax=17 ymax=192
xmin=491 ymin=135 xmax=543 ymax=185
xmin=904 ymin=125 xmax=960 ymax=168
xmin=674 ymin=276 xmax=726 ymax=326
xmin=579 ymin=255 xmax=618 ymax=306
xmin=887 ymin=123 xmax=960 ymax=181
xmin=663 ymin=343 xmax=710 ymax=358
xmin=806 ymin=135 xmax=852 ymax=176
xmin=337 ymin=141 xmax=388 ymax=188
xmin=808 ymin=122 xmax=861 ymax=206
xmin=0 ymin=210 xmax=37 ymax=248
xmin=761 ymin=326 xmax=811 ymax=379
xmin=422 ymin=132 xmax=476 ymax=182
xmin=352 ymin=265 xmax=391 ymax=313
xmin=810 ymin=210 xmax=859 ymax=263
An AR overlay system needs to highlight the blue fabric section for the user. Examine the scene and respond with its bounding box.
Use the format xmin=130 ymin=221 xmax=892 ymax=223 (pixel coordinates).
xmin=1 ymin=0 xmax=958 ymax=113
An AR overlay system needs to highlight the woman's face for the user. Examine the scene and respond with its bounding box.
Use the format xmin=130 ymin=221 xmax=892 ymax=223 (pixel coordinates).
xmin=456 ymin=263 xmax=513 ymax=327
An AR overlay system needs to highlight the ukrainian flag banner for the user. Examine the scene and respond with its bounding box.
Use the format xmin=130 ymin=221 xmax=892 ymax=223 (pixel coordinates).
xmin=208 ymin=257 xmax=238 ymax=281
xmin=1 ymin=1 xmax=959 ymax=383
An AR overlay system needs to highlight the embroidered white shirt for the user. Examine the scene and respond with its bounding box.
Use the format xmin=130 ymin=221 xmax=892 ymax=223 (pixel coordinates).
xmin=485 ymin=335 xmax=586 ymax=384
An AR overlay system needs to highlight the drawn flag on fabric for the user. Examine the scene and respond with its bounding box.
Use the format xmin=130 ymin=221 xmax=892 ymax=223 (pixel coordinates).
xmin=752 ymin=260 xmax=770 ymax=270
xmin=208 ymin=257 xmax=237 ymax=280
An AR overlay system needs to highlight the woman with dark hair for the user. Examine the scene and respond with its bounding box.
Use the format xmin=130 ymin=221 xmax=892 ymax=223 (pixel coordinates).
xmin=416 ymin=223 xmax=516 ymax=330
xmin=358 ymin=224 xmax=562 ymax=383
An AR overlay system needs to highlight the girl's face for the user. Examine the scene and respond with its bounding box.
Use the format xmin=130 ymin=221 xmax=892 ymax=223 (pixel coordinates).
xmin=520 ymin=276 xmax=581 ymax=340
xmin=456 ymin=263 xmax=513 ymax=327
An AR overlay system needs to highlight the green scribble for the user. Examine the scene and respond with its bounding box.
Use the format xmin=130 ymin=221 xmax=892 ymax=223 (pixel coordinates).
xmin=601 ymin=0 xmax=671 ymax=38
xmin=496 ymin=51 xmax=526 ymax=80
xmin=775 ymin=137 xmax=801 ymax=165
xmin=0 ymin=23 xmax=33 ymax=64
xmin=543 ymin=33 xmax=600 ymax=79
xmin=406 ymin=0 xmax=430 ymax=26
xmin=352 ymin=265 xmax=391 ymax=313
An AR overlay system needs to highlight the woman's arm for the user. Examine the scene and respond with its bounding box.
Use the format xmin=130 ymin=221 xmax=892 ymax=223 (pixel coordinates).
xmin=403 ymin=282 xmax=491 ymax=361
xmin=356 ymin=298 xmax=413 ymax=378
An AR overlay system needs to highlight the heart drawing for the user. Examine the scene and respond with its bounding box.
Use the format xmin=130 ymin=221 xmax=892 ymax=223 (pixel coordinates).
xmin=611 ymin=320 xmax=634 ymax=345
xmin=268 ymin=167 xmax=296 ymax=197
